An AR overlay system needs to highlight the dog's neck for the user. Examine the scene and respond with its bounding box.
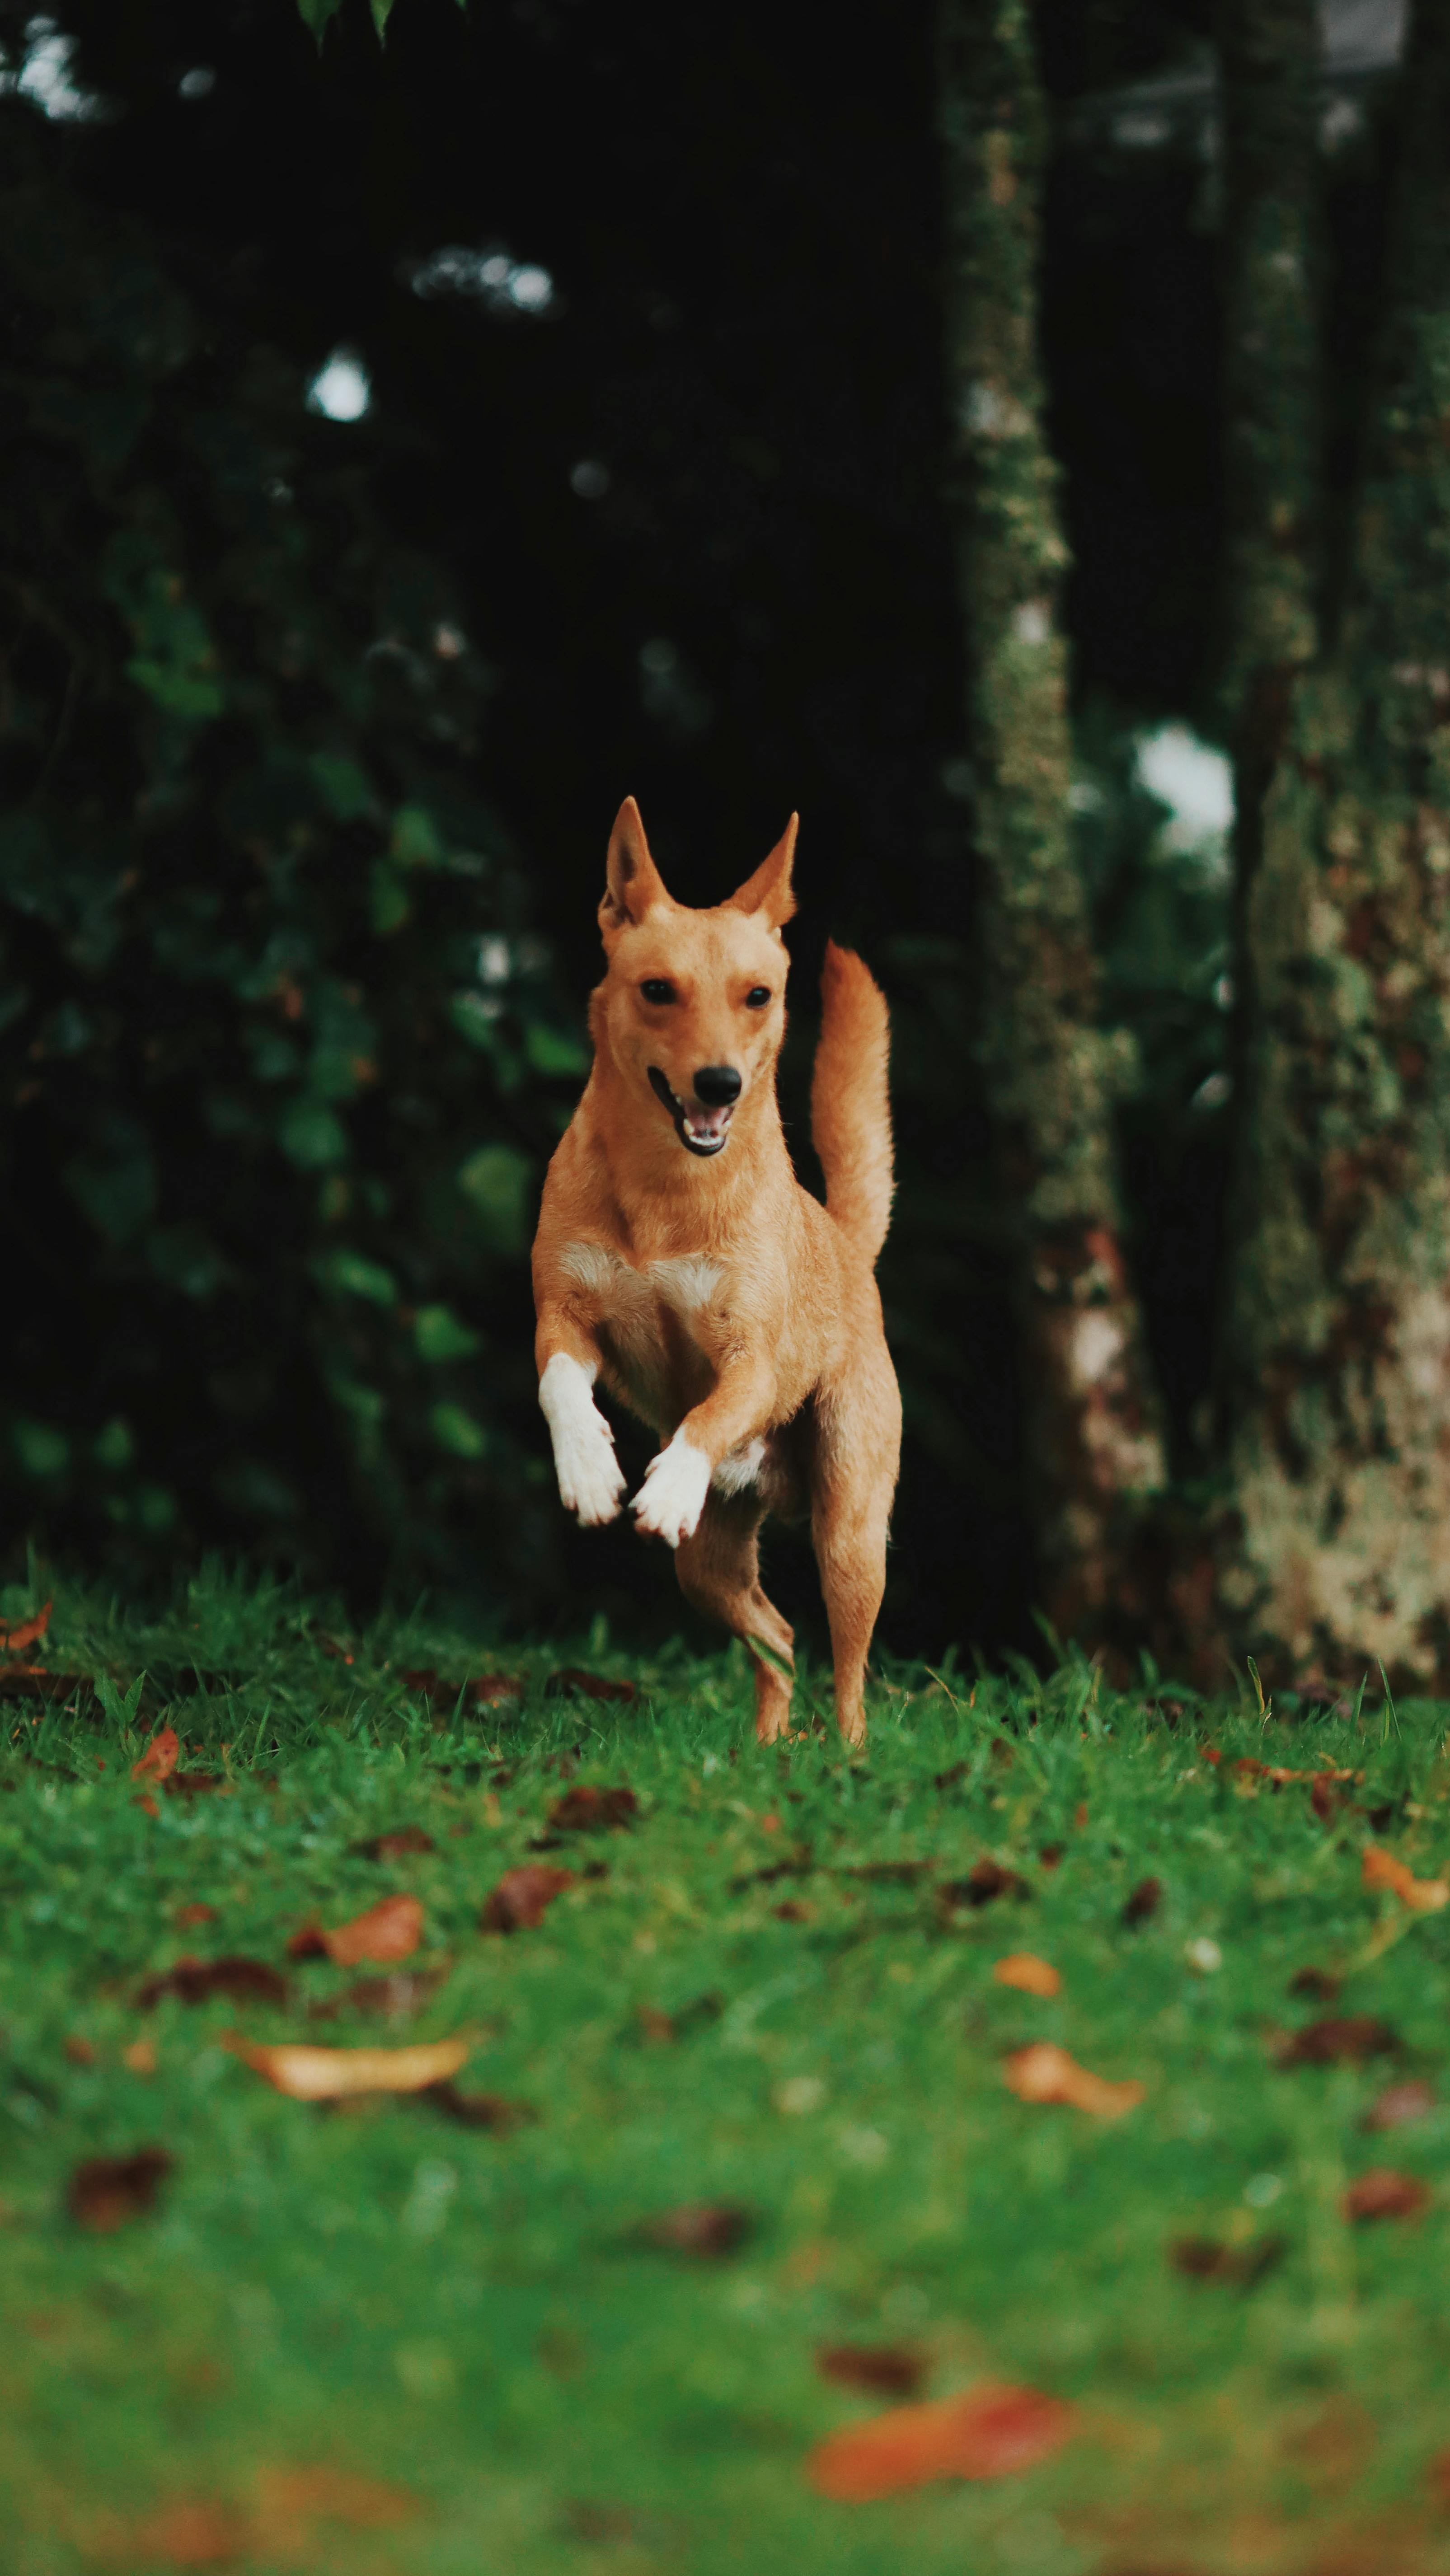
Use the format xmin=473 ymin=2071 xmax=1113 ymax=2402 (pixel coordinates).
xmin=582 ymin=1045 xmax=791 ymax=1255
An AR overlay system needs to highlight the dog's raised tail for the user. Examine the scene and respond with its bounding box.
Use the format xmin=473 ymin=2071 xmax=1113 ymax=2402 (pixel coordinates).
xmin=811 ymin=940 xmax=893 ymax=1265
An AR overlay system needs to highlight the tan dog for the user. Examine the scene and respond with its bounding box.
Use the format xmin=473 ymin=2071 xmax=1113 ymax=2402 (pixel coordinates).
xmin=531 ymin=798 xmax=901 ymax=1747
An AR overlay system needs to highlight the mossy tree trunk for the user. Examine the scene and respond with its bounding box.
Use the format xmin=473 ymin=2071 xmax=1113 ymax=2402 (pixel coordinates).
xmin=936 ymin=0 xmax=1168 ymax=1637
xmin=1219 ymin=0 xmax=1450 ymax=1686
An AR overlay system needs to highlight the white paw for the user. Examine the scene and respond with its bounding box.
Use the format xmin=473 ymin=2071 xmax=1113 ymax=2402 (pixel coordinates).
xmin=540 ymin=1353 xmax=625 ymax=1527
xmin=632 ymin=1431 xmax=711 ymax=1548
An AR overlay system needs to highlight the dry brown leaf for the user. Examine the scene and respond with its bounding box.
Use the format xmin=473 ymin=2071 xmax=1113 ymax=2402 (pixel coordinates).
xmin=1344 ymin=2167 xmax=1430 ymax=2222
xmin=319 ymin=1893 xmax=424 ymax=1967
xmin=252 ymin=2463 xmax=420 ymax=2536
xmin=131 ymin=1726 xmax=180 ymax=1784
xmin=225 ymin=2034 xmax=469 ymax=2099
xmin=639 ymin=2202 xmax=752 ymax=2257
xmin=480 ymin=1863 xmax=576 ymax=1932
xmin=309 ymin=1969 xmax=446 ymax=2024
xmin=138 ymin=1956 xmax=287 ymax=2010
xmin=1276 ymin=2014 xmax=1400 ymax=2066
xmin=774 ymin=1898 xmax=814 ymax=1923
xmin=122 ymin=2037 xmax=158 ymax=2075
xmin=943 ymin=1858 xmax=1030 ymax=1909
xmin=817 ymin=2343 xmax=928 ymax=2399
xmin=1362 ymin=1845 xmax=1450 ymax=1912
xmin=993 ymin=1953 xmax=1061 ymax=1998
xmin=1004 ymin=2042 xmax=1144 ymax=2120
xmin=64 ymin=2035 xmax=96 ymax=2065
xmin=69 ymin=2146 xmax=173 ymax=2230
xmin=806 ymin=2380 xmax=1075 ymax=2501
xmin=0 ymin=1600 xmax=51 ymax=1655
xmin=129 ymin=2496 xmax=247 ymax=2567
xmin=353 ymin=1826 xmax=435 ymax=1861
xmin=1122 ymin=1877 xmax=1162 ymax=1927
xmin=1171 ymin=2233 xmax=1286 ymax=2287
xmin=1289 ymin=1964 xmax=1342 ymax=2000
xmin=1362 ymin=2079 xmax=1435 ymax=2131
xmin=174 ymin=1903 xmax=218 ymax=1929
xmin=427 ymin=2081 xmax=537 ymax=2132
xmin=545 ymin=1667 xmax=638 ymax=1703
xmin=547 ymin=1784 xmax=638 ymax=1834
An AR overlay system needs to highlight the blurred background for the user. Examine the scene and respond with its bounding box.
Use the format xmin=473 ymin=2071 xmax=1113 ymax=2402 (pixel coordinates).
xmin=0 ymin=0 xmax=1406 ymax=1658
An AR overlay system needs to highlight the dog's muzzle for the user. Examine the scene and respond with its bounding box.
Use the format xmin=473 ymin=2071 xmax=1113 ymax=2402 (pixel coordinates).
xmin=648 ymin=1066 xmax=735 ymax=1157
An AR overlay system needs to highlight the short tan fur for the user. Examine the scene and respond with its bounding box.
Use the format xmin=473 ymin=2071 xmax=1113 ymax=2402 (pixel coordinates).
xmin=531 ymin=796 xmax=901 ymax=1748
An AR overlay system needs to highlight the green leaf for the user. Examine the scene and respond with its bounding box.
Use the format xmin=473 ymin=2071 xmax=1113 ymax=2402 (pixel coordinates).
xmin=523 ymin=1021 xmax=589 ymax=1079
xmin=279 ymin=1099 xmax=349 ymax=1169
xmin=450 ymin=990 xmax=500 ymax=1051
xmin=371 ymin=0 xmax=395 ymax=31
xmin=456 ymin=1142 xmax=533 ymax=1251
xmin=12 ymin=1419 xmax=70 ymax=1479
xmin=391 ymin=805 xmax=445 ymax=869
xmin=430 ymin=1401 xmax=487 ymax=1458
xmin=370 ymin=860 xmax=411 ymax=936
xmin=309 ymin=752 xmax=376 ymax=821
xmin=414 ymin=1303 xmax=483 ymax=1361
xmin=63 ymin=1116 xmax=157 ymax=1244
xmin=311 ymin=1247 xmax=398 ymax=1306
xmin=93 ymin=1417 xmax=135 ymax=1471
xmin=297 ymin=0 xmax=347 ymax=37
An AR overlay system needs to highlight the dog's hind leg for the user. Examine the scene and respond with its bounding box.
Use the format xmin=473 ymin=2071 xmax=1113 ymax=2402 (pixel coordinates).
xmin=811 ymin=1351 xmax=901 ymax=1752
xmin=676 ymin=1491 xmax=796 ymax=1743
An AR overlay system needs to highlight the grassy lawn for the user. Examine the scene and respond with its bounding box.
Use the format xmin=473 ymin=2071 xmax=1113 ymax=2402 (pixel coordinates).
xmin=5 ymin=1576 xmax=1450 ymax=2573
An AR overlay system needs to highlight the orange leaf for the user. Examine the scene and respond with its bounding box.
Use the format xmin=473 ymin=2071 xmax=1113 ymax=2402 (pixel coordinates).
xmin=253 ymin=2464 xmax=420 ymax=2536
xmin=1343 ymin=2166 xmax=1431 ymax=2222
xmin=319 ymin=1894 xmax=423 ymax=1967
xmin=1004 ymin=2042 xmax=1144 ymax=2120
xmin=993 ymin=1953 xmax=1061 ymax=1998
xmin=0 ymin=1599 xmax=51 ymax=1655
xmin=225 ymin=2035 xmax=468 ymax=2099
xmin=1361 ymin=1845 xmax=1449 ymax=1912
xmin=480 ymin=1864 xmax=576 ymax=1931
xmin=806 ymin=2380 xmax=1075 ymax=2501
xmin=132 ymin=1726 xmax=180 ymax=1784
xmin=130 ymin=2497 xmax=247 ymax=2567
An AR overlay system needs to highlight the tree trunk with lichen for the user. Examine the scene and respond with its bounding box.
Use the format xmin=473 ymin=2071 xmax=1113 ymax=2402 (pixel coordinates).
xmin=1218 ymin=0 xmax=1450 ymax=1688
xmin=936 ymin=0 xmax=1168 ymax=1639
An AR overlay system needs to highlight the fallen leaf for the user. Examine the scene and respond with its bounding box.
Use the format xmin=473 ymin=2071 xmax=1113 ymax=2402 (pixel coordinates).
xmin=1362 ymin=2079 xmax=1435 ymax=2131
xmin=132 ymin=1725 xmax=180 ymax=1784
xmin=401 ymin=1667 xmax=524 ymax=1710
xmin=1201 ymin=1746 xmax=1222 ymax=1766
xmin=135 ymin=1791 xmax=160 ymax=1818
xmin=944 ymin=1858 xmax=1030 ymax=1909
xmin=352 ymin=1826 xmax=435 ymax=1861
xmin=1289 ymin=1965 xmax=1342 ymax=2000
xmin=545 ymin=1667 xmax=638 ymax=1703
xmin=319 ymin=1894 xmax=424 ymax=1967
xmin=817 ymin=2344 xmax=928 ymax=2399
xmin=1344 ymin=2167 xmax=1430 ymax=2222
xmin=69 ymin=2146 xmax=174 ymax=2230
xmin=426 ymin=2081 xmax=537 ymax=2132
xmin=1004 ymin=2042 xmax=1144 ymax=2120
xmin=123 ymin=2037 xmax=158 ymax=2074
xmin=1122 ymin=1876 xmax=1162 ymax=1927
xmin=163 ymin=1772 xmax=232 ymax=1803
xmin=174 ymin=1903 xmax=218 ymax=1929
xmin=548 ymin=1784 xmax=638 ymax=1834
xmin=138 ymin=1956 xmax=287 ymax=2010
xmin=129 ymin=2496 xmax=246 ymax=2567
xmin=933 ymin=1761 xmax=967 ymax=1790
xmin=1311 ymin=1773 xmax=1350 ymax=1822
xmin=1038 ymin=1843 xmax=1064 ymax=1870
xmin=0 ymin=1600 xmax=51 ymax=1655
xmin=225 ymin=2035 xmax=469 ymax=2099
xmin=1171 ymin=2234 xmax=1286 ymax=2287
xmin=480 ymin=1864 xmax=575 ymax=1931
xmin=639 ymin=2202 xmax=752 ymax=2257
xmin=252 ymin=2464 xmax=420 ymax=2537
xmin=993 ymin=1953 xmax=1061 ymax=1998
xmin=1276 ymin=2015 xmax=1400 ymax=2066
xmin=774 ymin=1898 xmax=814 ymax=1923
xmin=637 ymin=2005 xmax=676 ymax=2042
xmin=806 ymin=2380 xmax=1075 ymax=2501
xmin=65 ymin=2035 xmax=97 ymax=2065
xmin=1362 ymin=1845 xmax=1450 ymax=1912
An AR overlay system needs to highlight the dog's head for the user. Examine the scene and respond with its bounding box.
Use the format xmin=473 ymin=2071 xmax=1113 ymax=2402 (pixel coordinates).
xmin=593 ymin=797 xmax=794 ymax=1159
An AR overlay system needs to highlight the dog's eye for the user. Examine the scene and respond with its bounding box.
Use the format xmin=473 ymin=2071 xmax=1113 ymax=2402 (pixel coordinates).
xmin=745 ymin=986 xmax=772 ymax=1009
xmin=639 ymin=979 xmax=676 ymax=1006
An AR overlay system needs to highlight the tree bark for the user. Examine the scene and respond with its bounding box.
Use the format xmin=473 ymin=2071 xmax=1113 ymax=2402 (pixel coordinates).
xmin=1219 ymin=0 xmax=1450 ymax=1686
xmin=936 ymin=0 xmax=1167 ymax=1637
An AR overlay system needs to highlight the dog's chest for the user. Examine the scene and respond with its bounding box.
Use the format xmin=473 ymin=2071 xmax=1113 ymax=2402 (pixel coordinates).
xmin=560 ymin=1240 xmax=727 ymax=1425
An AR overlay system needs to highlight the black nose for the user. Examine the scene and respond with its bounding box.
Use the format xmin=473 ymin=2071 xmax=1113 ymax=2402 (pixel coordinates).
xmin=693 ymin=1063 xmax=741 ymax=1106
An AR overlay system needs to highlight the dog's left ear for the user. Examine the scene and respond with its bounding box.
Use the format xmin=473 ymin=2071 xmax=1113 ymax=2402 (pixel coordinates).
xmin=728 ymin=814 xmax=798 ymax=932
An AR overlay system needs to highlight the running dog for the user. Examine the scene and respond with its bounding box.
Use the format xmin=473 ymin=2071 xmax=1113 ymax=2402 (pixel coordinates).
xmin=531 ymin=798 xmax=901 ymax=1747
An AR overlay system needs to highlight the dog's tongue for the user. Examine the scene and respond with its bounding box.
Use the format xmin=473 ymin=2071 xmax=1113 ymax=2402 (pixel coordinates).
xmin=685 ymin=1102 xmax=732 ymax=1142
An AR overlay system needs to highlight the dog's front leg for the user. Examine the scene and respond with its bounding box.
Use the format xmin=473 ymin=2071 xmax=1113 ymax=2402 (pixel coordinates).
xmin=632 ymin=1358 xmax=777 ymax=1550
xmin=536 ymin=1315 xmax=626 ymax=1528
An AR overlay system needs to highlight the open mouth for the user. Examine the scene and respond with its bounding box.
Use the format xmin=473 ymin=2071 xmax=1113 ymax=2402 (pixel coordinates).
xmin=648 ymin=1067 xmax=734 ymax=1158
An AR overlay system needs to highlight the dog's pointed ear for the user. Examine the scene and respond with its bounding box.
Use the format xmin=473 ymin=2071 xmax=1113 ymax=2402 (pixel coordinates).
xmin=728 ymin=814 xmax=798 ymax=932
xmin=600 ymin=797 xmax=671 ymax=942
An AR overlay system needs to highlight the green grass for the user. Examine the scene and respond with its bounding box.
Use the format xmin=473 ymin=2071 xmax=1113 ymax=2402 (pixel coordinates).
xmin=5 ymin=1573 xmax=1450 ymax=2572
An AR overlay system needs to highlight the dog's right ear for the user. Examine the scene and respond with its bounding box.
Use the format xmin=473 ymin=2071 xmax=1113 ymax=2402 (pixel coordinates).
xmin=600 ymin=797 xmax=671 ymax=943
